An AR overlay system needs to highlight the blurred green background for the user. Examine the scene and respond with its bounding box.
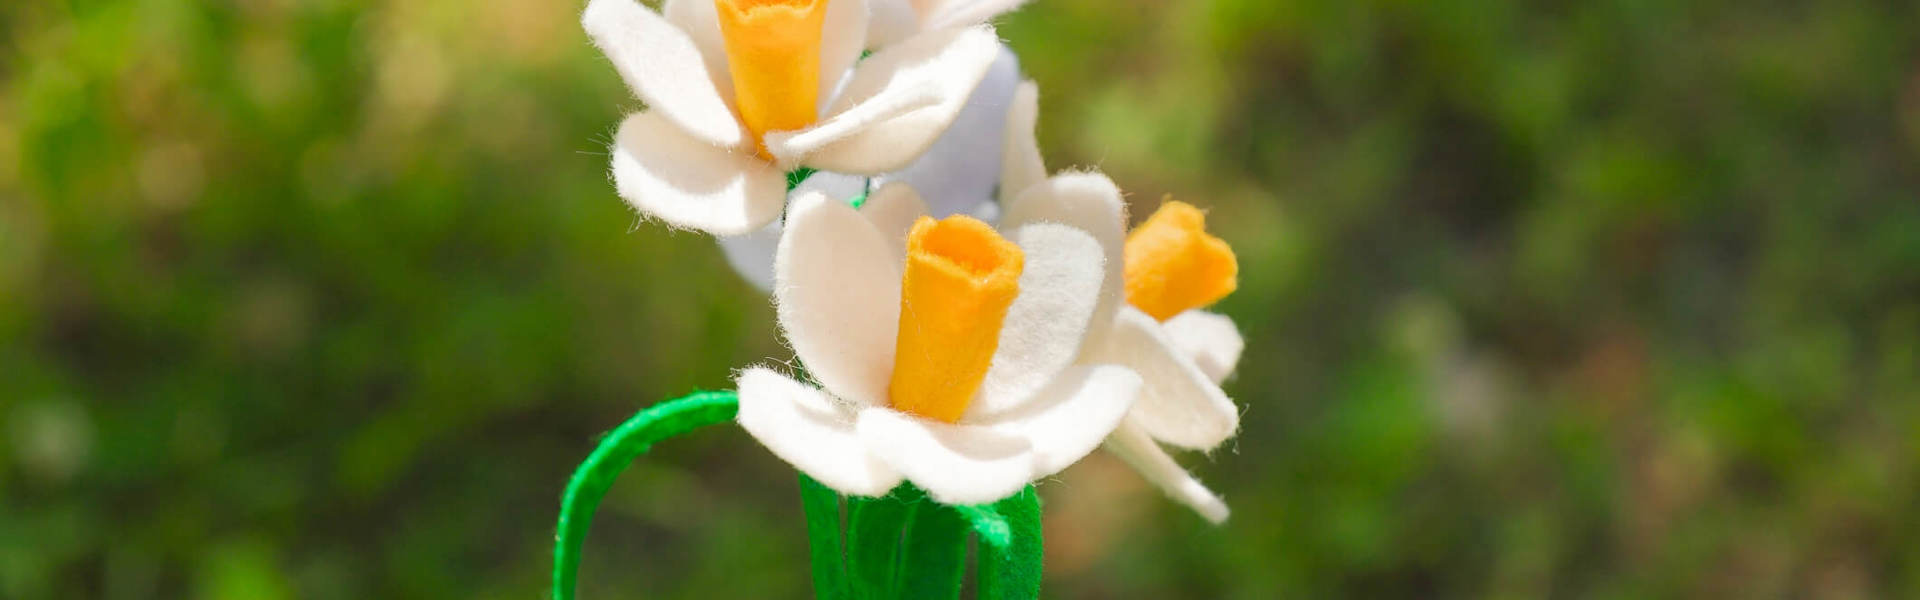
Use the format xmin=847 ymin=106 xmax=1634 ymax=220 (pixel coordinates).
xmin=5 ymin=0 xmax=1919 ymax=597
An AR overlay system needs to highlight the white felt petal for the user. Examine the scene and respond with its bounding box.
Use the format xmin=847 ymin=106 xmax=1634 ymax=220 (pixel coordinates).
xmin=1163 ymin=310 xmax=1245 ymax=384
xmin=857 ymin=181 xmax=929 ymax=259
xmin=856 ymin=409 xmax=1036 ymax=505
xmin=737 ymin=367 xmax=903 ymax=497
xmin=1104 ymin=421 xmax=1229 ymax=524
xmin=968 ymin=224 xmax=1106 ymax=417
xmin=775 ymin=193 xmax=902 ymax=406
xmin=718 ymin=218 xmax=782 ymax=292
xmin=584 ymin=0 xmax=745 ymax=149
xmin=999 ymin=173 xmax=1128 ymax=335
xmin=610 ymin=112 xmax=785 ymax=235
xmin=983 ymin=365 xmax=1141 ymax=475
xmin=1089 ymin=307 xmax=1240 ymax=450
xmin=865 ymin=0 xmax=921 ymax=48
xmin=925 ymin=0 xmax=1033 ymax=30
xmin=872 ymin=45 xmax=1019 ymax=218
xmin=765 ymin=26 xmax=1000 ymax=173
xmin=997 ymin=80 xmax=1042 ymax=206
xmin=660 ymin=0 xmax=732 ymax=102
xmin=816 ymin=0 xmax=869 ymax=111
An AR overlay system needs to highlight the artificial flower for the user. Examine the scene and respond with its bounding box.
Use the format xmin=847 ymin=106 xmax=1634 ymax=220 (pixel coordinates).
xmin=996 ymin=80 xmax=1246 ymax=523
xmin=717 ymin=48 xmax=1023 ymax=290
xmin=582 ymin=0 xmax=1002 ymax=235
xmin=736 ymin=179 xmax=1141 ymax=504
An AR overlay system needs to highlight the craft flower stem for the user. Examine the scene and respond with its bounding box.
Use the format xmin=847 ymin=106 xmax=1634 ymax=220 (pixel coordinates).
xmin=552 ymin=390 xmax=1045 ymax=600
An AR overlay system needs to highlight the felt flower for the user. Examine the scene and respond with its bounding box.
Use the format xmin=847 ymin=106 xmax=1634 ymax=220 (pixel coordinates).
xmin=717 ymin=47 xmax=1023 ymax=290
xmin=736 ymin=176 xmax=1142 ymax=504
xmin=583 ymin=0 xmax=1002 ymax=235
xmin=994 ymin=83 xmax=1246 ymax=524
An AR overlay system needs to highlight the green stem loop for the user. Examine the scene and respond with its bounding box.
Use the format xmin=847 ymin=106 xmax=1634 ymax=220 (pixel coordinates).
xmin=550 ymin=390 xmax=739 ymax=600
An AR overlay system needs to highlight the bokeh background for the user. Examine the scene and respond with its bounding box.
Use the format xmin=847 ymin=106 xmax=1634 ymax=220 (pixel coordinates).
xmin=5 ymin=0 xmax=1920 ymax=597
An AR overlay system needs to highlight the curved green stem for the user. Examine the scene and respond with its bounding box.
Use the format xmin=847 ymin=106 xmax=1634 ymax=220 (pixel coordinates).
xmin=551 ymin=390 xmax=739 ymax=600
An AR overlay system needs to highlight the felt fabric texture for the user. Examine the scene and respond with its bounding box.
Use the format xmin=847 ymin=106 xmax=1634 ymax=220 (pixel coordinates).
xmin=974 ymin=486 xmax=1043 ymax=599
xmin=1089 ymin=306 xmax=1240 ymax=451
xmin=920 ymin=0 xmax=1035 ymax=32
xmin=1104 ymin=420 xmax=1230 ymax=524
xmin=856 ymin=365 xmax=1139 ymax=504
xmin=583 ymin=0 xmax=746 ymax=148
xmin=893 ymin=495 xmax=968 ymax=599
xmin=863 ymin=0 xmax=922 ymax=48
xmin=969 ymin=223 xmax=1105 ymax=417
xmin=848 ymin=490 xmax=915 ymax=598
xmin=550 ymin=390 xmax=740 ymax=600
xmin=749 ymin=184 xmax=1141 ymax=503
xmin=765 ymin=26 xmax=1001 ymax=173
xmin=1123 ymin=200 xmax=1239 ymax=321
xmin=997 ymin=80 xmax=1044 ymax=207
xmin=888 ymin=215 xmax=1026 ymax=423
xmin=717 ymin=171 xmax=869 ymax=292
xmin=813 ymin=0 xmax=871 ymax=111
xmin=999 ymin=173 xmax=1130 ymax=341
xmin=873 ymin=45 xmax=1020 ymax=219
xmin=1162 ymin=309 xmax=1244 ymax=385
xmin=857 ymin=181 xmax=931 ymax=260
xmin=610 ymin=111 xmax=787 ymax=235
xmin=713 ymin=0 xmax=832 ymax=152
xmin=799 ymin=473 xmax=852 ymax=599
xmin=662 ymin=0 xmax=735 ymax=100
xmin=775 ymin=193 xmax=903 ymax=406
xmin=718 ymin=217 xmax=785 ymax=291
xmin=738 ymin=367 xmax=904 ymax=496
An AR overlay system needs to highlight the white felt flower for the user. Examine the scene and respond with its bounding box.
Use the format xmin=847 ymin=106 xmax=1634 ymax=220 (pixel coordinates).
xmin=996 ymin=80 xmax=1246 ymax=523
xmin=736 ymin=181 xmax=1141 ymax=504
xmin=717 ymin=46 xmax=1021 ymax=291
xmin=583 ymin=0 xmax=1001 ymax=235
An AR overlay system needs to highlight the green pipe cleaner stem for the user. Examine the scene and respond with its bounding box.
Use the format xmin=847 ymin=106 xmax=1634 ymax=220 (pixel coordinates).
xmin=550 ymin=390 xmax=739 ymax=600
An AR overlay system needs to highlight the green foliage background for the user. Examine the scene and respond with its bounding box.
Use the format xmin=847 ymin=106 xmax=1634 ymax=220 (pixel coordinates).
xmin=4 ymin=0 xmax=1918 ymax=597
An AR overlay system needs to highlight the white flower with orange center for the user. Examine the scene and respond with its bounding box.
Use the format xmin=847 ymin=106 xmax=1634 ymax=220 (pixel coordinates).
xmin=582 ymin=0 xmax=1002 ymax=235
xmin=996 ymin=83 xmax=1246 ymax=523
xmin=735 ymin=178 xmax=1141 ymax=504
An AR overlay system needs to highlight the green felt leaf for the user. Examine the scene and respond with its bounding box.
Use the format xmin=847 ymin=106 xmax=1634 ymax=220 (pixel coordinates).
xmin=974 ymin=487 xmax=1043 ymax=600
xmin=549 ymin=391 xmax=739 ymax=600
xmin=800 ymin=474 xmax=851 ymax=600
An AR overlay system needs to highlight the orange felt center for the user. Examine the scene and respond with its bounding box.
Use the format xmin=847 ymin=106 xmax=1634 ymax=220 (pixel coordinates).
xmin=1123 ymin=200 xmax=1238 ymax=321
xmin=887 ymin=215 xmax=1025 ymax=423
xmin=713 ymin=0 xmax=828 ymax=158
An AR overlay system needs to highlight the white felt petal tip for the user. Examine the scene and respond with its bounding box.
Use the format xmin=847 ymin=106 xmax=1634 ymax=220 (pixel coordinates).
xmin=1092 ymin=307 xmax=1241 ymax=450
xmin=584 ymin=0 xmax=744 ymax=148
xmin=991 ymin=365 xmax=1141 ymax=476
xmin=774 ymin=193 xmax=902 ymax=406
xmin=611 ymin=112 xmax=785 ymax=236
xmin=1105 ymin=423 xmax=1229 ymax=524
xmin=969 ymin=224 xmax=1106 ymax=417
xmin=771 ymin=26 xmax=1002 ymax=174
xmin=856 ymin=409 xmax=1037 ymax=505
xmin=736 ymin=368 xmax=902 ymax=497
xmin=1162 ymin=310 xmax=1245 ymax=384
xmin=858 ymin=181 xmax=930 ymax=256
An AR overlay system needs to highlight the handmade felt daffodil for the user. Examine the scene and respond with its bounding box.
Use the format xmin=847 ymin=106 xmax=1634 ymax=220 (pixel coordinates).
xmin=735 ymin=181 xmax=1142 ymax=504
xmin=991 ymin=81 xmax=1246 ymax=524
xmin=582 ymin=0 xmax=1002 ymax=235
